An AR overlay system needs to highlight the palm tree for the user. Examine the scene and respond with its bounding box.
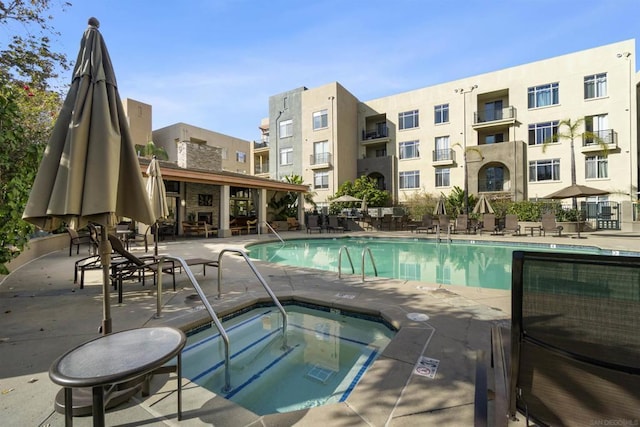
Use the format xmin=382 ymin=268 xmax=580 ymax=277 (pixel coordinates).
xmin=543 ymin=118 xmax=609 ymax=209
xmin=135 ymin=141 xmax=169 ymax=160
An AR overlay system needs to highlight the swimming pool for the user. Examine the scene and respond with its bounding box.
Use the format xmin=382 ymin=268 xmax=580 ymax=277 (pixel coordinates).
xmin=247 ymin=237 xmax=635 ymax=290
xmin=183 ymin=303 xmax=395 ymax=415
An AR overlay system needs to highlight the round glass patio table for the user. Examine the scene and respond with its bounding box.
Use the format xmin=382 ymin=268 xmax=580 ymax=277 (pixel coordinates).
xmin=49 ymin=326 xmax=186 ymax=427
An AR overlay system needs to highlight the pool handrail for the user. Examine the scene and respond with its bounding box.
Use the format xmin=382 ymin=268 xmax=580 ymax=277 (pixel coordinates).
xmin=361 ymin=246 xmax=378 ymax=282
xmin=155 ymin=256 xmax=232 ymax=392
xmin=338 ymin=245 xmax=355 ymax=278
xmin=259 ymin=221 xmax=285 ymax=244
xmin=217 ymin=248 xmax=288 ymax=348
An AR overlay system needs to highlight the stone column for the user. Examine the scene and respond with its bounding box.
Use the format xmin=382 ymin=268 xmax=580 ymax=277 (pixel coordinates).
xmin=218 ymin=185 xmax=231 ymax=237
xmin=258 ymin=188 xmax=268 ymax=234
xmin=297 ymin=193 xmax=305 ymax=227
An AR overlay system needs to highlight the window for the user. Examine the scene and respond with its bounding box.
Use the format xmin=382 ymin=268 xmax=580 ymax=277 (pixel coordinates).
xmin=485 ymin=133 xmax=505 ymax=144
xmin=434 ymin=104 xmax=449 ymax=124
xmin=280 ymin=147 xmax=293 ymax=165
xmin=435 ymin=168 xmax=450 ymax=187
xmin=313 ymin=141 xmax=330 ymax=163
xmin=584 ymin=73 xmax=607 ymax=99
xmin=399 ymin=110 xmax=419 ymax=130
xmin=399 ymin=171 xmax=420 ymax=189
xmin=314 ymin=171 xmax=329 ymax=189
xmin=529 ymin=159 xmax=560 ymax=182
xmin=399 ymin=140 xmax=420 ymax=159
xmin=313 ymin=109 xmax=328 ymax=130
xmin=434 ymin=136 xmax=450 ymax=161
xmin=585 ymin=114 xmax=610 ymax=144
xmin=586 ymin=155 xmax=608 ymax=179
xmin=528 ymin=121 xmax=559 ymax=145
xmin=375 ymin=148 xmax=387 ymax=157
xmin=236 ymin=151 xmax=246 ymax=163
xmin=279 ymin=119 xmax=293 ymax=138
xmin=528 ymin=83 xmax=559 ymax=108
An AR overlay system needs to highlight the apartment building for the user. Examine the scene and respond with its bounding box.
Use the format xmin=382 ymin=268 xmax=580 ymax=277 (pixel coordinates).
xmin=258 ymin=39 xmax=638 ymax=216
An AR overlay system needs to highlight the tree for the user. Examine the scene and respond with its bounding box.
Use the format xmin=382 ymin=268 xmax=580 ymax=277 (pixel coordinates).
xmin=329 ymin=176 xmax=390 ymax=214
xmin=135 ymin=141 xmax=169 ymax=160
xmin=543 ymin=118 xmax=609 ymax=209
xmin=0 ymin=1 xmax=70 ymax=273
xmin=268 ymin=174 xmax=315 ymax=219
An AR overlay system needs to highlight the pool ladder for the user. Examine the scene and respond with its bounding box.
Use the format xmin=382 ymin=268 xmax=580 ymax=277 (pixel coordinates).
xmin=338 ymin=245 xmax=378 ymax=282
xmin=155 ymin=249 xmax=288 ymax=393
xmin=258 ymin=220 xmax=285 ymax=244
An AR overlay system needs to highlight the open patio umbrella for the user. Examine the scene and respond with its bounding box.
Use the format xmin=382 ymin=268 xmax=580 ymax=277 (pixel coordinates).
xmin=22 ymin=18 xmax=155 ymax=335
xmin=146 ymin=156 xmax=169 ymax=256
xmin=434 ymin=196 xmax=447 ymax=216
xmin=543 ymin=184 xmax=609 ymax=238
xmin=473 ymin=194 xmax=494 ymax=214
xmin=331 ymin=194 xmax=362 ymax=203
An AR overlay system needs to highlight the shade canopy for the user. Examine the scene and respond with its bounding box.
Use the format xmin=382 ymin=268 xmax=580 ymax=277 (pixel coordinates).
xmin=331 ymin=195 xmax=362 ymax=203
xmin=22 ymin=18 xmax=155 ymax=335
xmin=22 ymin=18 xmax=154 ymax=231
xmin=473 ymin=194 xmax=495 ymax=214
xmin=434 ymin=197 xmax=447 ymax=216
xmin=543 ymin=184 xmax=609 ymax=200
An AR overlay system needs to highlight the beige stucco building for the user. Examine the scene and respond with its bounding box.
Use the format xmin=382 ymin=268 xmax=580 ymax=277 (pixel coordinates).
xmin=259 ymin=39 xmax=639 ymax=227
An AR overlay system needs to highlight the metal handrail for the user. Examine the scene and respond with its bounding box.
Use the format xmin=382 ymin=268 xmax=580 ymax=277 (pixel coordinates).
xmin=156 ymin=256 xmax=232 ymax=392
xmin=337 ymin=245 xmax=355 ymax=278
xmin=361 ymin=246 xmax=378 ymax=282
xmin=260 ymin=221 xmax=285 ymax=244
xmin=436 ymin=223 xmax=452 ymax=242
xmin=217 ymin=249 xmax=288 ymax=348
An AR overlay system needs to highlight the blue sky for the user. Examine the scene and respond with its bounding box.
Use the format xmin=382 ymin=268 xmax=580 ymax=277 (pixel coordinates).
xmin=38 ymin=0 xmax=640 ymax=141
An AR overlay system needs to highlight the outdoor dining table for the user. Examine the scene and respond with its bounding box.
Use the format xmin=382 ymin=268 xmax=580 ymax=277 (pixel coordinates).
xmin=49 ymin=326 xmax=186 ymax=427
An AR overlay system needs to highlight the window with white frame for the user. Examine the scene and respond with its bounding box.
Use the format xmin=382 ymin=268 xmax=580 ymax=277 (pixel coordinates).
xmin=313 ymin=109 xmax=328 ymax=130
xmin=314 ymin=171 xmax=329 ymax=189
xmin=434 ymin=136 xmax=450 ymax=161
xmin=584 ymin=73 xmax=607 ymax=99
xmin=435 ymin=168 xmax=450 ymax=187
xmin=528 ymin=121 xmax=559 ymax=145
xmin=313 ymin=140 xmax=330 ymax=164
xmin=399 ymin=110 xmax=419 ymax=130
xmin=279 ymin=119 xmax=293 ymax=138
xmin=434 ymin=104 xmax=449 ymax=124
xmin=399 ymin=140 xmax=420 ymax=159
xmin=236 ymin=151 xmax=246 ymax=163
xmin=529 ymin=159 xmax=560 ymax=182
xmin=528 ymin=83 xmax=559 ymax=108
xmin=399 ymin=170 xmax=420 ymax=189
xmin=586 ymin=155 xmax=608 ymax=179
xmin=280 ymin=147 xmax=293 ymax=165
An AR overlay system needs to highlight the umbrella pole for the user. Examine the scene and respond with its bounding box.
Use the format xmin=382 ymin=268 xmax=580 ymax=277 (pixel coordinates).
xmin=100 ymin=227 xmax=112 ymax=335
xmin=154 ymin=222 xmax=159 ymax=257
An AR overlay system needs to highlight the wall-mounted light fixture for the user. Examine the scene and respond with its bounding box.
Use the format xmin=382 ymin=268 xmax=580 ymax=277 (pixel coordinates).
xmin=180 ymin=199 xmax=186 ymax=207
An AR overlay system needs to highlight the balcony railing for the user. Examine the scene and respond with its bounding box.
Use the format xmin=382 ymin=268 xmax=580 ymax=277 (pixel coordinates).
xmin=582 ymin=129 xmax=617 ymax=147
xmin=361 ymin=127 xmax=388 ymax=140
xmin=473 ymin=106 xmax=516 ymax=124
xmin=254 ymin=141 xmax=269 ymax=150
xmin=432 ymin=149 xmax=456 ymax=162
xmin=310 ymin=152 xmax=332 ymax=165
xmin=254 ymin=164 xmax=269 ymax=174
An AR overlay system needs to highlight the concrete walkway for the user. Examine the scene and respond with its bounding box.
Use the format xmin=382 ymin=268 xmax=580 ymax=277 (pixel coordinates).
xmin=0 ymin=229 xmax=637 ymax=426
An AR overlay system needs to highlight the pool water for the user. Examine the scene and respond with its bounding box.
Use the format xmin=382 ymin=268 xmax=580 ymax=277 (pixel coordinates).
xmin=247 ymin=237 xmax=622 ymax=290
xmin=183 ymin=304 xmax=395 ymax=415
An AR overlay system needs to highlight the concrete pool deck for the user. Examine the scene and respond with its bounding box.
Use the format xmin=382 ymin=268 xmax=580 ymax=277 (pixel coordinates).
xmin=1 ymin=229 xmax=638 ymax=426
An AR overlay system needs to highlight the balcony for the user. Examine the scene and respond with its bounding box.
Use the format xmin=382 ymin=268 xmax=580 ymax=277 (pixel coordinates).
xmin=361 ymin=127 xmax=390 ymax=145
xmin=253 ymin=141 xmax=269 ymax=152
xmin=472 ymin=106 xmax=517 ymax=129
xmin=581 ymin=129 xmax=618 ymax=153
xmin=432 ymin=149 xmax=456 ymax=166
xmin=254 ymin=163 xmax=269 ymax=175
xmin=309 ymin=152 xmax=332 ymax=169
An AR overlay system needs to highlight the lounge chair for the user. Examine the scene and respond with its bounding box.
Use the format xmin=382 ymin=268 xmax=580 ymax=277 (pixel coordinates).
xmin=306 ymin=215 xmax=322 ymax=233
xmin=438 ymin=215 xmax=451 ymax=233
xmin=66 ymin=227 xmax=93 ymax=256
xmin=479 ymin=213 xmax=498 ymax=235
xmin=541 ymin=213 xmax=563 ymax=236
xmin=501 ymin=214 xmax=521 ymax=235
xmin=452 ymin=214 xmax=470 ymax=234
xmin=380 ymin=214 xmax=393 ymax=231
xmin=415 ymin=214 xmax=436 ymax=233
xmin=287 ymin=217 xmax=300 ymax=230
xmin=327 ymin=215 xmax=344 ymax=233
xmin=476 ymin=251 xmax=640 ymax=426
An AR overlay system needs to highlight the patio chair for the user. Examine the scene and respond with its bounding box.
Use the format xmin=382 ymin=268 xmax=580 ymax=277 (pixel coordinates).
xmin=502 ymin=214 xmax=521 ymax=235
xmin=327 ymin=215 xmax=344 ymax=233
xmin=66 ymin=227 xmax=93 ymax=256
xmin=306 ymin=215 xmax=322 ymax=233
xmin=477 ymin=251 xmax=640 ymax=426
xmin=246 ymin=219 xmax=258 ymax=234
xmin=107 ymin=234 xmax=176 ymax=303
xmin=451 ymin=214 xmax=469 ymax=234
xmin=287 ymin=217 xmax=300 ymax=230
xmin=438 ymin=215 xmax=451 ymax=233
xmin=541 ymin=213 xmax=563 ymax=236
xmin=479 ymin=213 xmax=498 ymax=235
xmin=415 ymin=214 xmax=436 ymax=233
